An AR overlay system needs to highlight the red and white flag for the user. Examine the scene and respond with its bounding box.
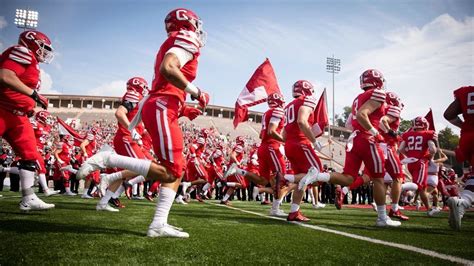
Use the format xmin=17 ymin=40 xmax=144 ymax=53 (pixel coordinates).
xmin=57 ymin=117 xmax=85 ymax=146
xmin=311 ymin=88 xmax=329 ymax=138
xmin=233 ymin=58 xmax=281 ymax=128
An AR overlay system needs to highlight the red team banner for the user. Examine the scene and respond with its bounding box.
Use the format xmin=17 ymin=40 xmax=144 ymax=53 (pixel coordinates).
xmin=424 ymin=108 xmax=435 ymax=131
xmin=57 ymin=117 xmax=85 ymax=146
xmin=233 ymin=58 xmax=282 ymax=128
xmin=311 ymin=88 xmax=329 ymax=137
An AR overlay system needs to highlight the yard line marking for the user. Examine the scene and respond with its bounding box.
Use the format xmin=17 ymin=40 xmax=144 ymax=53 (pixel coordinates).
xmin=208 ymin=202 xmax=473 ymax=265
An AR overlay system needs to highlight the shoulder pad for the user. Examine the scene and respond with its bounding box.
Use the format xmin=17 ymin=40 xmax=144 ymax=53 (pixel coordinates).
xmin=370 ymin=89 xmax=386 ymax=103
xmin=8 ymin=45 xmax=34 ymax=65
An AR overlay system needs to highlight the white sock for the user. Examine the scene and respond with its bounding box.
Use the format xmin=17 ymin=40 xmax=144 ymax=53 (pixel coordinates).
xmin=377 ymin=205 xmax=387 ymax=220
xmin=38 ymin=173 xmax=49 ymax=191
xmin=237 ymin=168 xmax=247 ymax=176
xmin=202 ymin=182 xmax=211 ymax=191
xmin=392 ymin=203 xmax=399 ymax=212
xmin=65 ymin=187 xmax=71 ymax=193
xmin=460 ymin=190 xmax=474 ymax=208
xmin=133 ymin=184 xmax=138 ymax=195
xmin=108 ymin=154 xmax=152 ymax=177
xmin=223 ymin=193 xmax=230 ymax=201
xmin=150 ymin=187 xmax=176 ymax=228
xmin=114 ymin=186 xmax=125 ymax=198
xmin=107 ymin=171 xmax=124 ymax=183
xmin=342 ymin=186 xmax=349 ymax=195
xmin=226 ymin=182 xmax=237 ymax=187
xmin=317 ymin=172 xmax=330 ymax=182
xmin=290 ymin=203 xmax=300 ymax=213
xmin=20 ymin=169 xmax=36 ymax=200
xmin=308 ymin=189 xmax=314 ymax=203
xmin=100 ymin=190 xmax=115 ymax=205
xmin=90 ymin=186 xmax=98 ymax=195
xmin=82 ymin=188 xmax=89 ymax=195
xmin=129 ymin=175 xmax=146 ymax=186
xmin=401 ymin=182 xmax=418 ymax=192
xmin=272 ymin=199 xmax=282 ymax=211
xmin=284 ymin=174 xmax=295 ymax=183
xmin=259 ymin=193 xmax=265 ymax=202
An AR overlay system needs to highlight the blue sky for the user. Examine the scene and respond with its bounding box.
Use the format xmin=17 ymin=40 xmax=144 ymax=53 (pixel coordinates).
xmin=0 ymin=0 xmax=473 ymax=132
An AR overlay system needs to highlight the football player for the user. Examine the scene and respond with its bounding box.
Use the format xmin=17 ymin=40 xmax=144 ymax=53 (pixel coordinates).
xmin=444 ymin=86 xmax=474 ymax=230
xmin=0 ymin=30 xmax=54 ymax=211
xmin=399 ymin=117 xmax=437 ymax=214
xmin=54 ymin=135 xmax=77 ymax=195
xmin=301 ymin=70 xmax=401 ymax=227
xmin=77 ymin=8 xmax=209 ymax=238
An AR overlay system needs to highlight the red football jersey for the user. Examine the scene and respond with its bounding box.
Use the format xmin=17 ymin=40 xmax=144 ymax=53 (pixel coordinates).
xmin=117 ymin=90 xmax=144 ymax=136
xmin=85 ymin=136 xmax=97 ymax=157
xmin=351 ymin=88 xmax=386 ymax=133
xmin=0 ymin=45 xmax=41 ymax=113
xmin=56 ymin=142 xmax=72 ymax=163
xmin=284 ymin=95 xmax=317 ymax=144
xmin=401 ymin=130 xmax=436 ymax=159
xmin=453 ymin=86 xmax=474 ymax=133
xmin=33 ymin=122 xmax=51 ymax=150
xmin=150 ymin=30 xmax=201 ymax=104
xmin=381 ymin=104 xmax=401 ymax=146
xmin=260 ymin=107 xmax=285 ymax=146
xmin=231 ymin=145 xmax=244 ymax=164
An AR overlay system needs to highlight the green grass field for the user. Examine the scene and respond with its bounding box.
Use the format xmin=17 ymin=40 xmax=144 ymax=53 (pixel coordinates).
xmin=1 ymin=191 xmax=473 ymax=265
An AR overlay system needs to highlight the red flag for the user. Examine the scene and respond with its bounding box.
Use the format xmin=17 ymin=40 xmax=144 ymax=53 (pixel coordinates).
xmin=424 ymin=109 xmax=435 ymax=131
xmin=311 ymin=89 xmax=329 ymax=138
xmin=233 ymin=58 xmax=281 ymax=128
xmin=57 ymin=117 xmax=85 ymax=146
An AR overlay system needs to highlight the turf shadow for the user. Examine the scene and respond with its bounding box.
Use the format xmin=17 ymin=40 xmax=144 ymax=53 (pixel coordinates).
xmin=0 ymin=219 xmax=144 ymax=237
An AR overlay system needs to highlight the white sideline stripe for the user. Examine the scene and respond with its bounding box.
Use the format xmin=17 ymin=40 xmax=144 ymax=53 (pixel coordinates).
xmin=208 ymin=202 xmax=474 ymax=265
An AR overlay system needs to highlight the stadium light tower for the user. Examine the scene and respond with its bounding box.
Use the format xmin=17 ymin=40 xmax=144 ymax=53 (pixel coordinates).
xmin=326 ymin=55 xmax=341 ymax=135
xmin=14 ymin=9 xmax=39 ymax=30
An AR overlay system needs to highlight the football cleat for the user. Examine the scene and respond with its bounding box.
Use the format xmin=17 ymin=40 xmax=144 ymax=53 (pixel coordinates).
xmin=132 ymin=195 xmax=145 ymax=200
xmin=261 ymin=200 xmax=271 ymax=205
xmin=298 ymin=167 xmax=319 ymax=191
xmin=19 ymin=197 xmax=55 ymax=211
xmin=175 ymin=195 xmax=188 ymax=205
xmin=147 ymin=224 xmax=189 ymax=238
xmin=63 ymin=191 xmax=77 ymax=196
xmin=447 ymin=197 xmax=466 ymax=231
xmin=96 ymin=203 xmax=119 ymax=212
xmin=375 ymin=217 xmax=401 ymax=227
xmin=124 ymin=184 xmax=133 ymax=200
xmin=389 ymin=209 xmax=409 ymax=221
xmin=335 ymin=186 xmax=344 ymax=210
xmin=44 ymin=189 xmax=60 ymax=197
xmin=76 ymin=151 xmax=113 ymax=179
xmin=220 ymin=200 xmax=231 ymax=206
xmin=269 ymin=209 xmax=287 ymax=217
xmin=145 ymin=193 xmax=155 ymax=202
xmin=224 ymin=163 xmax=238 ymax=179
xmin=287 ymin=211 xmax=310 ymax=222
xmin=312 ymin=202 xmax=326 ymax=209
xmin=81 ymin=193 xmax=93 ymax=199
xmin=109 ymin=198 xmax=125 ymax=208
xmin=427 ymin=207 xmax=441 ymax=217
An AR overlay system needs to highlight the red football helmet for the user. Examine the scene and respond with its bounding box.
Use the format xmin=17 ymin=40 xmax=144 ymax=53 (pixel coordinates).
xmin=292 ymin=80 xmax=314 ymax=97
xmin=236 ymin=136 xmax=245 ymax=146
xmin=196 ymin=137 xmax=205 ymax=145
xmin=386 ymin=91 xmax=404 ymax=109
xmin=200 ymin=128 xmax=210 ymax=138
xmin=412 ymin=116 xmax=429 ymax=130
xmin=127 ymin=77 xmax=149 ymax=97
xmin=165 ymin=8 xmax=206 ymax=45
xmin=267 ymin=93 xmax=285 ymax=108
xmin=35 ymin=110 xmax=51 ymax=125
xmin=359 ymin=69 xmax=385 ymax=90
xmin=18 ymin=30 xmax=54 ymax=63
xmin=213 ymin=149 xmax=223 ymax=159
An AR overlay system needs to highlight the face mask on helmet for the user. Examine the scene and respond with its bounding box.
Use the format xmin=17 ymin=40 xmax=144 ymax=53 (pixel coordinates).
xmin=165 ymin=8 xmax=206 ymax=47
xmin=292 ymin=80 xmax=314 ymax=98
xmin=19 ymin=31 xmax=54 ymax=64
xmin=360 ymin=69 xmax=385 ymax=90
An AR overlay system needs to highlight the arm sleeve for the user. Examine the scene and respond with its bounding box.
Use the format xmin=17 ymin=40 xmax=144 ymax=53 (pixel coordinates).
xmin=166 ymin=47 xmax=193 ymax=68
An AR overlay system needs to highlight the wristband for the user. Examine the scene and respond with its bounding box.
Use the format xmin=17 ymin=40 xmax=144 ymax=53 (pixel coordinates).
xmin=184 ymin=83 xmax=200 ymax=98
xmin=368 ymin=127 xmax=379 ymax=136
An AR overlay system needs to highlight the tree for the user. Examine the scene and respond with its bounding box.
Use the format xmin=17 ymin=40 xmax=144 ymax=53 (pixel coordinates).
xmin=398 ymin=119 xmax=412 ymax=133
xmin=437 ymin=127 xmax=459 ymax=150
xmin=335 ymin=106 xmax=352 ymax=127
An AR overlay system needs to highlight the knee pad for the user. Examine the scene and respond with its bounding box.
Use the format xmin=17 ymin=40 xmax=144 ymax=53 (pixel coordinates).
xmin=18 ymin=160 xmax=38 ymax=172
